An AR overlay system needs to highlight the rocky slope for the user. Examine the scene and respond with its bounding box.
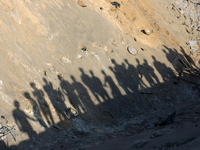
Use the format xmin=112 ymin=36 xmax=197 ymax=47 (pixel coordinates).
xmin=0 ymin=0 xmax=199 ymax=149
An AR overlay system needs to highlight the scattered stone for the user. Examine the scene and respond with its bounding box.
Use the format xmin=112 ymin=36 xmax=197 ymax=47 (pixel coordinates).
xmin=189 ymin=41 xmax=199 ymax=52
xmin=100 ymin=7 xmax=103 ymax=10
xmin=172 ymin=4 xmax=182 ymax=14
xmin=186 ymin=29 xmax=190 ymax=33
xmin=141 ymin=29 xmax=151 ymax=35
xmin=46 ymin=63 xmax=55 ymax=71
xmin=183 ymin=22 xmax=189 ymax=27
xmin=66 ymin=107 xmax=78 ymax=119
xmin=104 ymin=46 xmax=108 ymax=51
xmin=77 ymin=0 xmax=87 ymax=7
xmin=77 ymin=55 xmax=83 ymax=59
xmin=81 ymin=47 xmax=87 ymax=51
xmin=127 ymin=46 xmax=138 ymax=55
xmin=62 ymin=57 xmax=71 ymax=64
xmin=111 ymin=2 xmax=120 ymax=8
xmin=197 ymin=27 xmax=200 ymax=32
xmin=0 ymin=80 xmax=2 ymax=90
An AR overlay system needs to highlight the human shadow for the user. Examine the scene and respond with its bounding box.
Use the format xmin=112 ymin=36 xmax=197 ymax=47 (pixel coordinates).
xmin=43 ymin=78 xmax=68 ymax=121
xmin=163 ymin=45 xmax=178 ymax=63
xmin=152 ymin=56 xmax=175 ymax=82
xmin=30 ymin=83 xmax=55 ymax=126
xmin=70 ymin=75 xmax=87 ymax=113
xmin=70 ymin=75 xmax=96 ymax=115
xmin=109 ymin=59 xmax=133 ymax=94
xmin=23 ymin=92 xmax=47 ymax=128
xmin=79 ymin=68 xmax=103 ymax=103
xmin=180 ymin=46 xmax=199 ymax=70
xmin=13 ymin=100 xmax=37 ymax=139
xmin=11 ymin=54 xmax=192 ymax=149
xmin=144 ymin=59 xmax=160 ymax=86
xmin=89 ymin=70 xmax=110 ymax=101
xmin=101 ymin=70 xmax=121 ymax=98
xmin=124 ymin=59 xmax=147 ymax=90
xmin=58 ymin=74 xmax=88 ymax=117
xmin=108 ymin=59 xmax=148 ymax=112
xmin=163 ymin=45 xmax=200 ymax=76
xmin=162 ymin=45 xmax=186 ymax=76
xmin=136 ymin=59 xmax=160 ymax=87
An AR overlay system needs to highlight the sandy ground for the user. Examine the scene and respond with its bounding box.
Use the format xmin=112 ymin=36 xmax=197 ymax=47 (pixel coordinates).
xmin=0 ymin=0 xmax=199 ymax=149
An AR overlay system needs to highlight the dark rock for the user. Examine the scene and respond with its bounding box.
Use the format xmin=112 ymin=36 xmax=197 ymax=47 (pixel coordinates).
xmin=111 ymin=2 xmax=120 ymax=8
xmin=81 ymin=47 xmax=87 ymax=51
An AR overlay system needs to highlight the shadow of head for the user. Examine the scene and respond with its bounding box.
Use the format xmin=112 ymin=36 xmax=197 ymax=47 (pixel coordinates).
xmin=23 ymin=92 xmax=31 ymax=99
xmin=30 ymin=83 xmax=36 ymax=89
xmin=14 ymin=100 xmax=20 ymax=108
xmin=152 ymin=55 xmax=156 ymax=60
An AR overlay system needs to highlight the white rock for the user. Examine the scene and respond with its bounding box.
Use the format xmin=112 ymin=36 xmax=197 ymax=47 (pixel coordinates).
xmin=0 ymin=80 xmax=3 ymax=90
xmin=189 ymin=41 xmax=199 ymax=52
xmin=77 ymin=55 xmax=83 ymax=59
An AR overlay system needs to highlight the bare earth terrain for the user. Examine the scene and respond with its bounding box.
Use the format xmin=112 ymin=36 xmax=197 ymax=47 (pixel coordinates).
xmin=0 ymin=0 xmax=200 ymax=149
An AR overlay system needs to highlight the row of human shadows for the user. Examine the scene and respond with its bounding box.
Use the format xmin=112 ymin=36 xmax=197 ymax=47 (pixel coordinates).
xmin=13 ymin=46 xmax=190 ymax=140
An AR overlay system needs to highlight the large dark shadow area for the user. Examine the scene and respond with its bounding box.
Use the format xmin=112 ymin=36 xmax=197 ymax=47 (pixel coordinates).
xmin=2 ymin=45 xmax=199 ymax=149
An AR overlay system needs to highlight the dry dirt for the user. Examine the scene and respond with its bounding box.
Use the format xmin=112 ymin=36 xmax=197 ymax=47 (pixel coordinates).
xmin=0 ymin=0 xmax=200 ymax=149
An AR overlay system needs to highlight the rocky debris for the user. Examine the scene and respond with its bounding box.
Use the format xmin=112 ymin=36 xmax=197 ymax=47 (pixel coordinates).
xmin=0 ymin=80 xmax=2 ymax=90
xmin=0 ymin=116 xmax=16 ymax=143
xmin=174 ymin=0 xmax=200 ymax=38
xmin=111 ymin=2 xmax=120 ymax=8
xmin=141 ymin=29 xmax=151 ymax=35
xmin=189 ymin=41 xmax=199 ymax=52
xmin=127 ymin=46 xmax=138 ymax=55
xmin=78 ymin=0 xmax=87 ymax=7
xmin=81 ymin=47 xmax=87 ymax=51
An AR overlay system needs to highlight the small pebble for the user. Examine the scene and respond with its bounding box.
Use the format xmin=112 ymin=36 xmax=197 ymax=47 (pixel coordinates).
xmin=81 ymin=47 xmax=87 ymax=51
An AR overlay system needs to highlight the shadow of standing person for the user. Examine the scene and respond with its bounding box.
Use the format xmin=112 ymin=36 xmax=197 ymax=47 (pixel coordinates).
xmin=70 ymin=75 xmax=92 ymax=113
xmin=110 ymin=59 xmax=133 ymax=94
xmin=89 ymin=70 xmax=110 ymax=101
xmin=30 ymin=83 xmax=55 ymax=126
xmin=58 ymin=75 xmax=87 ymax=117
xmin=142 ymin=59 xmax=160 ymax=86
xmin=23 ymin=92 xmax=47 ymax=128
xmin=163 ymin=46 xmax=178 ymax=63
xmin=43 ymin=78 xmax=68 ymax=121
xmin=124 ymin=59 xmax=147 ymax=90
xmin=101 ymin=70 xmax=121 ymax=98
xmin=180 ymin=46 xmax=199 ymax=70
xmin=152 ymin=56 xmax=174 ymax=81
xmin=79 ymin=68 xmax=102 ymax=103
xmin=13 ymin=100 xmax=37 ymax=140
